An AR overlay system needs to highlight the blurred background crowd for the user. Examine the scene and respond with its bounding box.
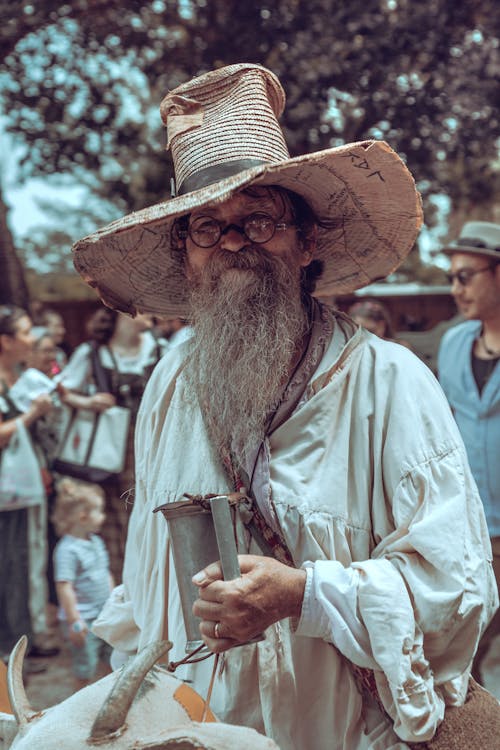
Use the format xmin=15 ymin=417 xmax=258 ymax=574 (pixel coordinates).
xmin=0 ymin=303 xmax=191 ymax=683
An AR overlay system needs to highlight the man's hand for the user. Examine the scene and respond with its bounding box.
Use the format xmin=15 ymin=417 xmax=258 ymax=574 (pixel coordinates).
xmin=192 ymin=554 xmax=306 ymax=653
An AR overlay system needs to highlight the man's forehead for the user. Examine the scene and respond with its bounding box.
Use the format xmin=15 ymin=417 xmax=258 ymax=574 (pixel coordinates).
xmin=451 ymin=252 xmax=491 ymax=268
xmin=202 ymin=186 xmax=285 ymax=214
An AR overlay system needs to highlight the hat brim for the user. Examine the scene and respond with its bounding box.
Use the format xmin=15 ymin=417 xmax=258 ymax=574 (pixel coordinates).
xmin=73 ymin=140 xmax=423 ymax=317
xmin=440 ymin=244 xmax=500 ymax=260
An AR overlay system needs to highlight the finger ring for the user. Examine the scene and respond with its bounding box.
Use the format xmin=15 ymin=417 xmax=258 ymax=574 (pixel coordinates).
xmin=214 ymin=622 xmax=221 ymax=639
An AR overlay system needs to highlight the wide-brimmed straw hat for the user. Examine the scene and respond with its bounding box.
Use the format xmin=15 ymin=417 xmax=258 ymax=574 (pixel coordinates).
xmin=73 ymin=63 xmax=423 ymax=317
xmin=440 ymin=221 xmax=500 ymax=261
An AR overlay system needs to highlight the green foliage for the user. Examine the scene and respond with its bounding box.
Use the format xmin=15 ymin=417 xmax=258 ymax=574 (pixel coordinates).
xmin=1 ymin=0 xmax=499 ymax=277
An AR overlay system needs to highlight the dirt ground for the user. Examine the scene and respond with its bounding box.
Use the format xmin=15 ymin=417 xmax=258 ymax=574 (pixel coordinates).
xmin=25 ymin=637 xmax=74 ymax=710
xmin=22 ymin=625 xmax=109 ymax=711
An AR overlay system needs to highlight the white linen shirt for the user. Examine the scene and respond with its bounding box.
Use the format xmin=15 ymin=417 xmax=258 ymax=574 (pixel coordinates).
xmin=93 ymin=320 xmax=497 ymax=750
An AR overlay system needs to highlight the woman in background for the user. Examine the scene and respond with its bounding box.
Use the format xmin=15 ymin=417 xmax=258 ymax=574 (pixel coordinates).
xmin=26 ymin=327 xmax=65 ymax=626
xmin=0 ymin=306 xmax=54 ymax=667
xmin=32 ymin=307 xmax=69 ymax=374
xmin=57 ymin=307 xmax=166 ymax=581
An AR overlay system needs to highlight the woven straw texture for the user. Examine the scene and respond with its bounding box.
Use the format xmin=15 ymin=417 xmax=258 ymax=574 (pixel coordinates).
xmin=161 ymin=64 xmax=289 ymax=190
xmin=73 ymin=64 xmax=423 ymax=317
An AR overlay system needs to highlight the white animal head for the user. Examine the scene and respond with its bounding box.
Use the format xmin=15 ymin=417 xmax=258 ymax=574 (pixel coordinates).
xmin=0 ymin=637 xmax=278 ymax=750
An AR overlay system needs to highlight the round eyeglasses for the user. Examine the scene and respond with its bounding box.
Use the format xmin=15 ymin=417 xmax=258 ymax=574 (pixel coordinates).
xmin=183 ymin=212 xmax=297 ymax=248
xmin=446 ymin=265 xmax=493 ymax=287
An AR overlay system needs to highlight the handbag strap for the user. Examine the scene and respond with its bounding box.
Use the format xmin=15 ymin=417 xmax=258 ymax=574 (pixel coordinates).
xmin=220 ymin=452 xmax=293 ymax=566
xmin=90 ymin=342 xmax=112 ymax=393
xmin=152 ymin=336 xmax=163 ymax=365
xmin=103 ymin=339 xmax=162 ymax=396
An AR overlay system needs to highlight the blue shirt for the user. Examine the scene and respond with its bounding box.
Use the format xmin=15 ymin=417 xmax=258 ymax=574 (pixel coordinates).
xmin=438 ymin=320 xmax=500 ymax=535
xmin=54 ymin=533 xmax=111 ymax=621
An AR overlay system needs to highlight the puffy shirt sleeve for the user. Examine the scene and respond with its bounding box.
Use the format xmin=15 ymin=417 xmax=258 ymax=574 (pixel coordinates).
xmin=294 ymin=341 xmax=498 ymax=743
xmin=359 ymin=445 xmax=495 ymax=741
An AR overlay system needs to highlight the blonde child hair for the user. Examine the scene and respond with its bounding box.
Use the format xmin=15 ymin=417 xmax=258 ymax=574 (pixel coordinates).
xmin=52 ymin=477 xmax=105 ymax=536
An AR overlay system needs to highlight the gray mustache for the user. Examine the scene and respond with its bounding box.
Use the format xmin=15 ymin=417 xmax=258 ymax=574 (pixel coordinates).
xmin=209 ymin=246 xmax=275 ymax=272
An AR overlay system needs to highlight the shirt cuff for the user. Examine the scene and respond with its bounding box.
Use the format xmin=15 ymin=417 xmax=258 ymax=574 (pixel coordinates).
xmin=294 ymin=560 xmax=377 ymax=668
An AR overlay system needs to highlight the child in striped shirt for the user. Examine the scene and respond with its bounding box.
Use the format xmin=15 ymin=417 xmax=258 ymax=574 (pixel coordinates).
xmin=53 ymin=477 xmax=114 ymax=690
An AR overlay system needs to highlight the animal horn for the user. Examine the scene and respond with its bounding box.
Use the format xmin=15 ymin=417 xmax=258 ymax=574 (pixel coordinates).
xmin=89 ymin=640 xmax=172 ymax=743
xmin=7 ymin=636 xmax=38 ymax=725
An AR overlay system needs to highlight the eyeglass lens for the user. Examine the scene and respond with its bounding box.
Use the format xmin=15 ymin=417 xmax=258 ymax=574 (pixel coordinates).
xmin=189 ymin=213 xmax=279 ymax=248
xmin=446 ymin=266 xmax=492 ymax=286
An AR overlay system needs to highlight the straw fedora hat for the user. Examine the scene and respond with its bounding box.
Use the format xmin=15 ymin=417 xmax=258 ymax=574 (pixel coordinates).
xmin=73 ymin=63 xmax=423 ymax=317
xmin=441 ymin=221 xmax=500 ymax=261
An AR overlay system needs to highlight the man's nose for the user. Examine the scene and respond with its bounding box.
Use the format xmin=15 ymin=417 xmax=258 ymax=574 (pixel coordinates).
xmin=218 ymin=224 xmax=247 ymax=252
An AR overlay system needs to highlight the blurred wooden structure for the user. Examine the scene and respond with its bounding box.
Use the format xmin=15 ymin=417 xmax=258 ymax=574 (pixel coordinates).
xmin=29 ymin=275 xmax=459 ymax=371
xmin=26 ymin=271 xmax=101 ymax=350
xmin=334 ymin=282 xmax=456 ymax=330
xmin=334 ymin=283 xmax=460 ymax=374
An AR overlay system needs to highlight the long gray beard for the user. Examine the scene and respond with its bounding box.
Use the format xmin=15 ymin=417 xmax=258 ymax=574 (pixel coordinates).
xmin=185 ymin=247 xmax=309 ymax=461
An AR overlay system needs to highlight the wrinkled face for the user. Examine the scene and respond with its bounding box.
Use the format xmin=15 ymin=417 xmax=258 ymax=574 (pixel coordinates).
xmin=30 ymin=335 xmax=57 ymax=376
xmin=182 ymin=187 xmax=316 ymax=459
xmin=184 ymin=187 xmax=312 ymax=282
xmin=449 ymin=253 xmax=500 ymax=321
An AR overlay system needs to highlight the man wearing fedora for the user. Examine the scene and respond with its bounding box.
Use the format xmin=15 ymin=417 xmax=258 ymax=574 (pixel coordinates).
xmin=74 ymin=65 xmax=496 ymax=749
xmin=437 ymin=221 xmax=500 ymax=684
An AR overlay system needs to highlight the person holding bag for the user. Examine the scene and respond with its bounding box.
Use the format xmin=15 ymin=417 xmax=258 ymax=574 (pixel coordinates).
xmin=56 ymin=306 xmax=166 ymax=582
xmin=0 ymin=305 xmax=55 ymax=667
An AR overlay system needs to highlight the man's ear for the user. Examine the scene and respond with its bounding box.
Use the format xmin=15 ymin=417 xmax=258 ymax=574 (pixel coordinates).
xmin=299 ymin=225 xmax=317 ymax=267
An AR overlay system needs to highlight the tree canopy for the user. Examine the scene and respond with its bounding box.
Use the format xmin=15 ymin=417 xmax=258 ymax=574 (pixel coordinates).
xmin=1 ymin=0 xmax=499 ymax=289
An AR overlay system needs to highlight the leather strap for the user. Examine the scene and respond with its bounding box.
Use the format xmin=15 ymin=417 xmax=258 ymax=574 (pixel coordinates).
xmin=90 ymin=342 xmax=112 ymax=393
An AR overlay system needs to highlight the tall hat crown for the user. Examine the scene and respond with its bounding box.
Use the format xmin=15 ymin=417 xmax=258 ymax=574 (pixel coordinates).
xmin=160 ymin=64 xmax=290 ymax=195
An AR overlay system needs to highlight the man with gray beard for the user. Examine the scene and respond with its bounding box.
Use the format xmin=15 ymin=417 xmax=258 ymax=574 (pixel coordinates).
xmin=183 ymin=186 xmax=315 ymax=462
xmin=73 ymin=64 xmax=497 ymax=750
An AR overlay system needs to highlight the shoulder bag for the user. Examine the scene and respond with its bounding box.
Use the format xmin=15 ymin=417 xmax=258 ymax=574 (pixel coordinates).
xmin=52 ymin=343 xmax=131 ymax=483
xmin=0 ymin=417 xmax=45 ymax=511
